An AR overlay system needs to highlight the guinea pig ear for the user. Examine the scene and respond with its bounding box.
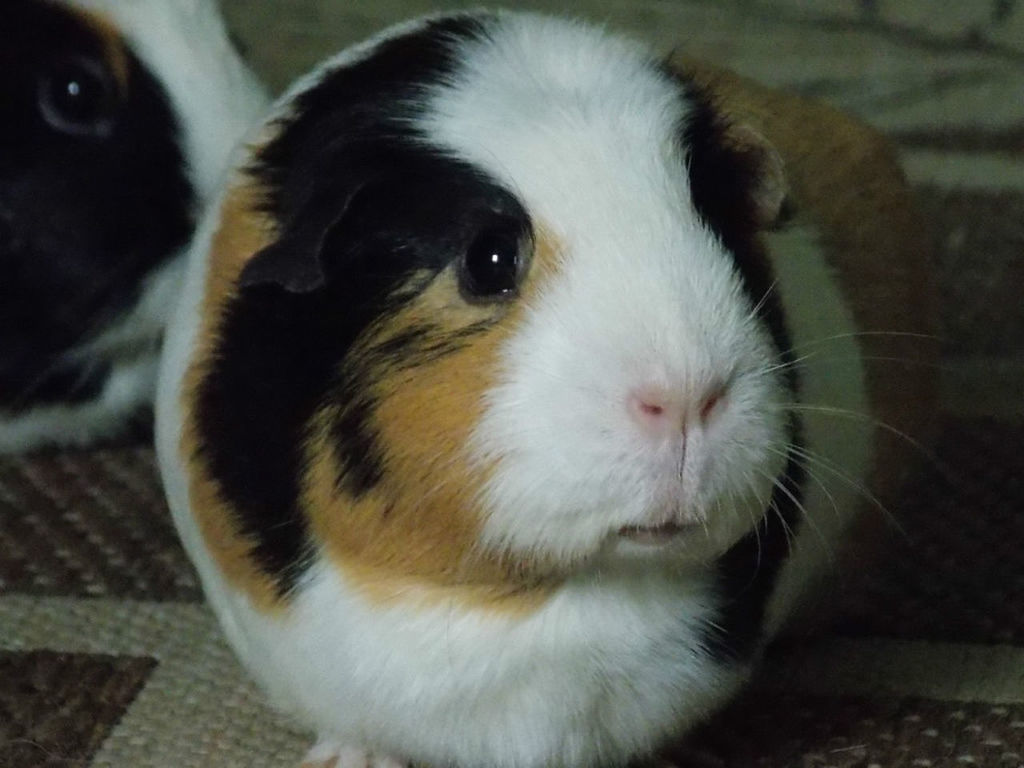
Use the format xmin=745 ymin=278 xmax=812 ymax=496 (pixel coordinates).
xmin=723 ymin=122 xmax=791 ymax=231
xmin=239 ymin=186 xmax=363 ymax=293
xmin=239 ymin=233 xmax=329 ymax=293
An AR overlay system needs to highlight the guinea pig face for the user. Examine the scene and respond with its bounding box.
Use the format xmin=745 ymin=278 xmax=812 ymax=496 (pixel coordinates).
xmin=190 ymin=13 xmax=793 ymax=599
xmin=425 ymin=20 xmax=793 ymax=569
xmin=0 ymin=0 xmax=194 ymax=411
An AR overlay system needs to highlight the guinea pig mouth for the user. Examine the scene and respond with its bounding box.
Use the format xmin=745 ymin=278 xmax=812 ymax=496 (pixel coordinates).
xmin=617 ymin=521 xmax=700 ymax=544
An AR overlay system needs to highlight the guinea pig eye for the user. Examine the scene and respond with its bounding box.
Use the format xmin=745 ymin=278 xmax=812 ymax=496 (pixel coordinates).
xmin=459 ymin=222 xmax=527 ymax=300
xmin=38 ymin=56 xmax=117 ymax=137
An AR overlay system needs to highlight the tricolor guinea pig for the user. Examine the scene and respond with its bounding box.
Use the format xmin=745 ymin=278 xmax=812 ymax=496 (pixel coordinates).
xmin=156 ymin=11 xmax=935 ymax=768
xmin=0 ymin=0 xmax=266 ymax=452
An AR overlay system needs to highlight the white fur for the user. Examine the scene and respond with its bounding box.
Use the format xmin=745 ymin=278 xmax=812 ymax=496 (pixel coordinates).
xmin=157 ymin=12 xmax=870 ymax=768
xmin=0 ymin=0 xmax=267 ymax=453
xmin=263 ymin=562 xmax=744 ymax=768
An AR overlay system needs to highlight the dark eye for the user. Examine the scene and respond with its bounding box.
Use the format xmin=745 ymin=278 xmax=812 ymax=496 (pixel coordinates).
xmin=460 ymin=222 xmax=526 ymax=300
xmin=38 ymin=56 xmax=117 ymax=137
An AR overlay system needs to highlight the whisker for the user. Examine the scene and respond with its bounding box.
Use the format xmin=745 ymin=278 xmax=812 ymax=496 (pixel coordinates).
xmin=783 ymin=442 xmax=908 ymax=541
xmin=753 ymin=467 xmax=797 ymax=555
xmin=760 ymin=350 xmax=948 ymax=382
xmin=760 ymin=348 xmax=821 ymax=376
xmin=759 ymin=467 xmax=816 ymax=558
xmin=746 ymin=278 xmax=779 ymax=325
xmin=784 ymin=330 xmax=942 ymax=355
xmin=766 ymin=447 xmax=839 ymax=565
xmin=736 ymin=476 xmax=764 ymax=574
xmin=770 ymin=498 xmax=796 ymax=556
xmin=776 ymin=353 xmax=952 ymax=374
xmin=773 ymin=402 xmax=942 ymax=472
xmin=766 ymin=445 xmax=841 ymax=522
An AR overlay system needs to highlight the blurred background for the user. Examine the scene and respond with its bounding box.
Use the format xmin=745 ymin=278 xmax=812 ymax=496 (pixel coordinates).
xmin=2 ymin=2 xmax=1023 ymax=766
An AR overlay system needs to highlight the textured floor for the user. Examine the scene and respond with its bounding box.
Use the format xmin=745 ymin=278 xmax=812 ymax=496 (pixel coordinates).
xmin=2 ymin=1 xmax=1023 ymax=767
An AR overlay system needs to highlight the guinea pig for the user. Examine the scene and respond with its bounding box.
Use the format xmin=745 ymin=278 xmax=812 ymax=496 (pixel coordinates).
xmin=0 ymin=0 xmax=266 ymax=453
xmin=155 ymin=11 xmax=936 ymax=768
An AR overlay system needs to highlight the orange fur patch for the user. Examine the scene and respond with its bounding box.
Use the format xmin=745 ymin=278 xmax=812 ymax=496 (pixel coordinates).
xmin=179 ymin=177 xmax=284 ymax=613
xmin=302 ymin=232 xmax=566 ymax=613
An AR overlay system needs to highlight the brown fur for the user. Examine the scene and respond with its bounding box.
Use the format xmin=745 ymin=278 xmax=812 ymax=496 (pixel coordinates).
xmin=180 ymin=177 xmax=285 ymax=613
xmin=670 ymin=57 xmax=939 ymax=623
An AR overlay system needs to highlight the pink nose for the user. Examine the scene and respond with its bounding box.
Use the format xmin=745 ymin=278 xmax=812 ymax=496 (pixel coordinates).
xmin=628 ymin=385 xmax=725 ymax=436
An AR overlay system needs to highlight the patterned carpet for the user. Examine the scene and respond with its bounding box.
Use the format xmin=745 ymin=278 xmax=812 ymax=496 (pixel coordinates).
xmin=2 ymin=1 xmax=1022 ymax=766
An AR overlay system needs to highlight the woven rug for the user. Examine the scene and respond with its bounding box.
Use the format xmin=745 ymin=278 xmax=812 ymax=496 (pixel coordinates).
xmin=2 ymin=1 xmax=1022 ymax=766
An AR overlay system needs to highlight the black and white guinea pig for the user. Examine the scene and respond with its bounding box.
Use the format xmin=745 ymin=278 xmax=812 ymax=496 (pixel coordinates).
xmin=156 ymin=11 xmax=935 ymax=768
xmin=0 ymin=0 xmax=266 ymax=453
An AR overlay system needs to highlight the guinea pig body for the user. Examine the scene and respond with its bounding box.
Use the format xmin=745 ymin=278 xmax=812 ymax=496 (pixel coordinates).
xmin=157 ymin=12 xmax=934 ymax=768
xmin=0 ymin=0 xmax=266 ymax=452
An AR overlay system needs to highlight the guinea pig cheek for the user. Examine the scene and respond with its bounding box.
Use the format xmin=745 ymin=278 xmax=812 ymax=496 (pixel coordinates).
xmin=300 ymin=270 xmax=536 ymax=600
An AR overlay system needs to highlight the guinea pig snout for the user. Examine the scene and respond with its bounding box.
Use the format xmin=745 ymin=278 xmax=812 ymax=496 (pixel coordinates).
xmin=627 ymin=382 xmax=726 ymax=441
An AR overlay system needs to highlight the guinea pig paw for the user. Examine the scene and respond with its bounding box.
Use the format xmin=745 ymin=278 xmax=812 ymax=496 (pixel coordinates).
xmin=300 ymin=741 xmax=407 ymax=768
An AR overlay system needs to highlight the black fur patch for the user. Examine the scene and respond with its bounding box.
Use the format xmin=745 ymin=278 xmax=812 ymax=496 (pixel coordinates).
xmin=194 ymin=16 xmax=532 ymax=595
xmin=252 ymin=15 xmax=491 ymax=220
xmin=0 ymin=0 xmax=194 ymax=412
